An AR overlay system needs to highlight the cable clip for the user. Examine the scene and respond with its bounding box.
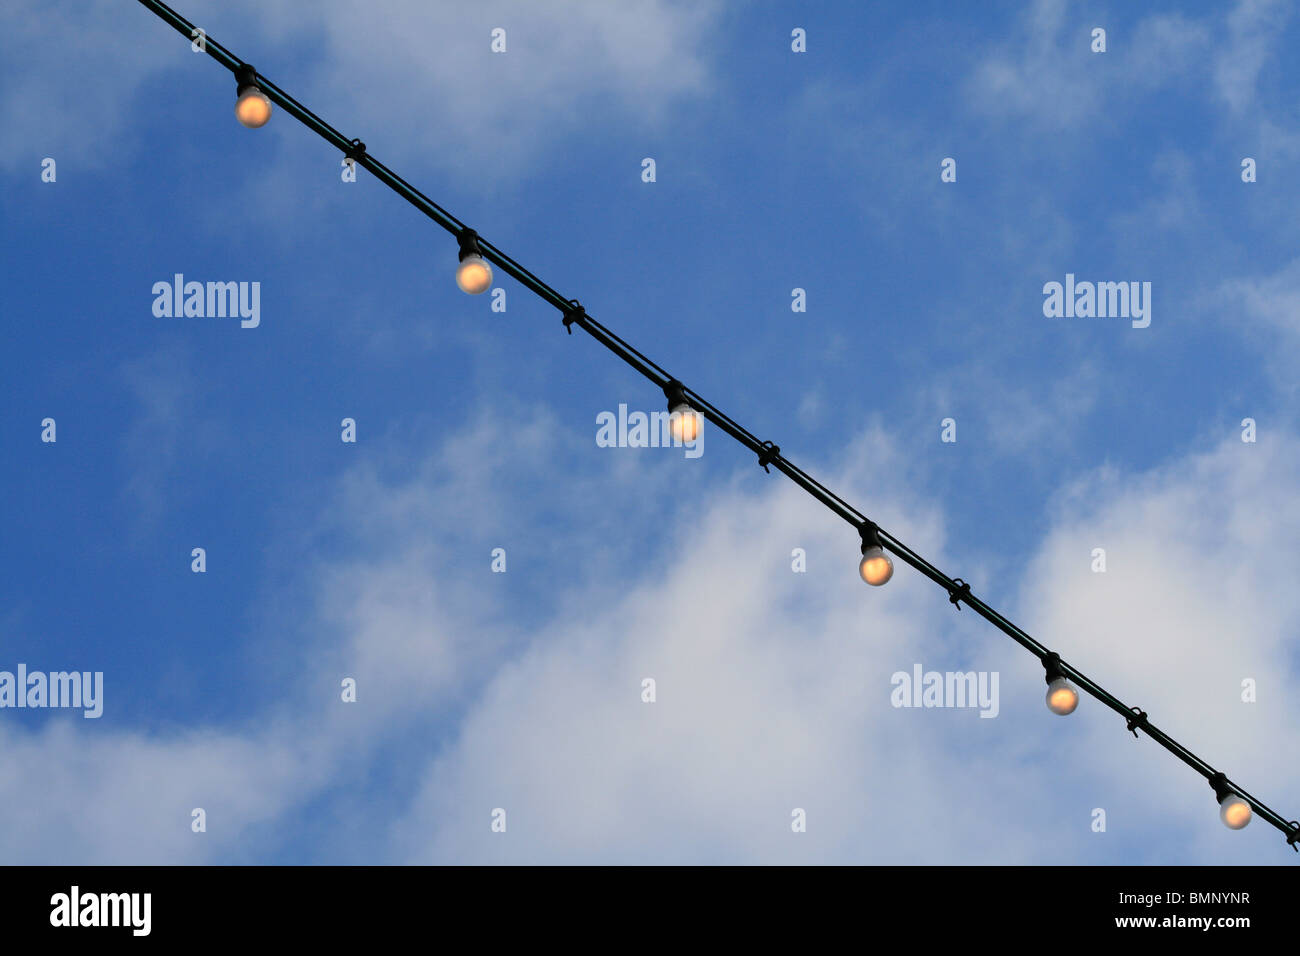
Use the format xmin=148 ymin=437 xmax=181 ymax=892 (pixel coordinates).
xmin=562 ymin=300 xmax=586 ymax=335
xmin=756 ymin=441 xmax=781 ymax=473
xmin=344 ymin=138 xmax=367 ymax=164
xmin=1287 ymin=821 xmax=1300 ymax=852
xmin=948 ymin=578 xmax=972 ymax=610
xmin=1126 ymin=706 xmax=1148 ymax=739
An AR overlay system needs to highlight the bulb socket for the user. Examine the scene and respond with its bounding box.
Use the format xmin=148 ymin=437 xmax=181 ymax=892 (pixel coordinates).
xmin=234 ymin=64 xmax=261 ymax=97
xmin=1209 ymin=772 xmax=1235 ymax=804
xmin=859 ymin=521 xmax=883 ymax=555
xmin=457 ymin=228 xmax=484 ymax=263
xmin=663 ymin=379 xmax=691 ymax=413
xmin=1042 ymin=651 xmax=1069 ymax=686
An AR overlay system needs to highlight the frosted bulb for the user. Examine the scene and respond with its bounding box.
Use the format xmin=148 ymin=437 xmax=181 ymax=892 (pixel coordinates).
xmin=1219 ymin=793 xmax=1252 ymax=830
xmin=235 ymin=88 xmax=272 ymax=128
xmin=456 ymin=254 xmax=493 ymax=294
xmin=669 ymin=403 xmax=700 ymax=442
xmin=858 ymin=546 xmax=893 ymax=586
xmin=1045 ymin=677 xmax=1079 ymax=715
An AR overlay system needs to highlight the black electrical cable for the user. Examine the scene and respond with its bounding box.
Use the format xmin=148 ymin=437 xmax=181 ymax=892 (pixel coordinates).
xmin=133 ymin=0 xmax=1300 ymax=852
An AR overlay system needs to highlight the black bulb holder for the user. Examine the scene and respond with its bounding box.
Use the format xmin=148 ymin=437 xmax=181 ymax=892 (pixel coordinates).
xmin=234 ymin=64 xmax=260 ymax=96
xmin=1209 ymin=772 xmax=1238 ymax=805
xmin=457 ymin=228 xmax=484 ymax=263
xmin=1042 ymin=651 xmax=1069 ymax=686
xmin=663 ymin=379 xmax=690 ymax=413
xmin=859 ymin=520 xmax=883 ymax=555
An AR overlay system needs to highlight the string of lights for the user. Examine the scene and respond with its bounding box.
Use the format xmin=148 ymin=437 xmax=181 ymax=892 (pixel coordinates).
xmin=135 ymin=0 xmax=1299 ymax=852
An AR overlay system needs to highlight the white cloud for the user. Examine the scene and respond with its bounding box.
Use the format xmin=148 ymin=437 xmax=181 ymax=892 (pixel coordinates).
xmin=1219 ymin=256 xmax=1300 ymax=398
xmin=0 ymin=1 xmax=179 ymax=173
xmin=261 ymin=0 xmax=721 ymax=184
xmin=1 ymin=410 xmax=1295 ymax=863
xmin=1223 ymin=256 xmax=1300 ymax=338
xmin=385 ymin=427 xmax=1055 ymax=863
xmin=967 ymin=0 xmax=1210 ymax=129
xmin=918 ymin=356 xmax=1101 ymax=464
xmin=387 ymin=425 xmax=1300 ymax=863
xmin=0 ymin=0 xmax=721 ymax=180
xmin=0 ymin=720 xmax=317 ymax=864
xmin=1021 ymin=429 xmax=1300 ymax=860
xmin=1213 ymin=0 xmax=1290 ymax=115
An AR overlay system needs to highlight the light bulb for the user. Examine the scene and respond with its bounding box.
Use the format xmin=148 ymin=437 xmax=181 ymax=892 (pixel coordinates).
xmin=235 ymin=88 xmax=272 ymax=128
xmin=1045 ymin=677 xmax=1078 ymax=715
xmin=1219 ymin=793 xmax=1252 ymax=830
xmin=669 ymin=403 xmax=700 ymax=442
xmin=858 ymin=545 xmax=893 ymax=586
xmin=456 ymin=254 xmax=493 ymax=294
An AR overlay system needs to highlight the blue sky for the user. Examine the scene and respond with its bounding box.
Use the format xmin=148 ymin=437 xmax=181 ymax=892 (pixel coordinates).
xmin=1 ymin=0 xmax=1298 ymax=863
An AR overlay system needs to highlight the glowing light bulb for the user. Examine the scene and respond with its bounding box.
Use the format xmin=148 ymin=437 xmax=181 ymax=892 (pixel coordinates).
xmin=235 ymin=88 xmax=272 ymax=128
xmin=1219 ymin=793 xmax=1252 ymax=830
xmin=858 ymin=545 xmax=893 ymax=586
xmin=456 ymin=254 xmax=493 ymax=294
xmin=1045 ymin=677 xmax=1079 ymax=715
xmin=669 ymin=403 xmax=700 ymax=443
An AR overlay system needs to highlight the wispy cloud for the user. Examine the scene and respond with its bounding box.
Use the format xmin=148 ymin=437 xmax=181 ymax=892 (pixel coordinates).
xmin=0 ymin=0 xmax=723 ymax=181
xmin=967 ymin=0 xmax=1210 ymax=130
xmin=1213 ymin=0 xmax=1290 ymax=114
